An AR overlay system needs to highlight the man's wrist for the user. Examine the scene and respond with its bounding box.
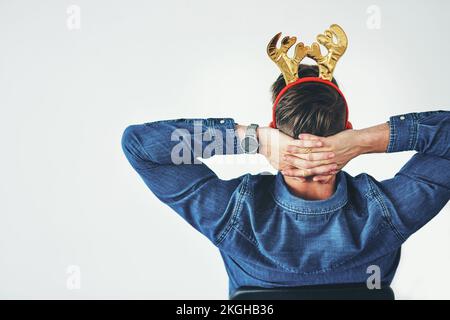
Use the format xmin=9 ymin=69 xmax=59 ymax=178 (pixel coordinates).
xmin=356 ymin=123 xmax=390 ymax=155
xmin=235 ymin=125 xmax=247 ymax=141
xmin=256 ymin=127 xmax=272 ymax=158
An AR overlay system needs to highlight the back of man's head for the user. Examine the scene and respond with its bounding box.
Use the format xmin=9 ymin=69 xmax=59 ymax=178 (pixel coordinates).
xmin=271 ymin=64 xmax=347 ymax=138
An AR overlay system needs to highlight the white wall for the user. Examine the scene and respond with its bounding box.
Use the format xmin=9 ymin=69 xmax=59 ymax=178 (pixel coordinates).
xmin=0 ymin=0 xmax=449 ymax=299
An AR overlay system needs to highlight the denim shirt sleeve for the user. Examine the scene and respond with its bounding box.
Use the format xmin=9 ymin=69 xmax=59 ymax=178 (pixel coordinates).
xmin=380 ymin=110 xmax=450 ymax=241
xmin=121 ymin=118 xmax=244 ymax=244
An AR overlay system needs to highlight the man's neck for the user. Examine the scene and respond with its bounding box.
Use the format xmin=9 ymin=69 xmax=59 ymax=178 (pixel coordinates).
xmin=283 ymin=175 xmax=337 ymax=201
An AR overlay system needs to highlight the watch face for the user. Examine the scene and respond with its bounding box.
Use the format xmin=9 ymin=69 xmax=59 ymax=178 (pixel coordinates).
xmin=242 ymin=137 xmax=259 ymax=154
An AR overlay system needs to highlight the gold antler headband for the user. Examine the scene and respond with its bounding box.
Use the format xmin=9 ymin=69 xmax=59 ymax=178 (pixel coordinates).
xmin=267 ymin=24 xmax=348 ymax=83
xmin=267 ymin=24 xmax=353 ymax=130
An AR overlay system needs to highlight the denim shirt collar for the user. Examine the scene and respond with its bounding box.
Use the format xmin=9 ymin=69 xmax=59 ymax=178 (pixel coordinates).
xmin=272 ymin=171 xmax=348 ymax=214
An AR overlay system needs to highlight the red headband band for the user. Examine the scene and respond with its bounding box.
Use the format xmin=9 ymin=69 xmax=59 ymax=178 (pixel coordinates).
xmin=269 ymin=77 xmax=353 ymax=130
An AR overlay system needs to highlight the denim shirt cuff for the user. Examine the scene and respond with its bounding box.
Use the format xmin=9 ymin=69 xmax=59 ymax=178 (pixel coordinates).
xmin=206 ymin=118 xmax=242 ymax=155
xmin=386 ymin=114 xmax=419 ymax=153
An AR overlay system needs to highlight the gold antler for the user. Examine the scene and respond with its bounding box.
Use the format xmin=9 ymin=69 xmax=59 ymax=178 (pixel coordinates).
xmin=267 ymin=32 xmax=309 ymax=85
xmin=307 ymin=24 xmax=348 ymax=81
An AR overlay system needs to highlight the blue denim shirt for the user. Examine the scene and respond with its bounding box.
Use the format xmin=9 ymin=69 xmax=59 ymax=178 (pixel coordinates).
xmin=122 ymin=111 xmax=450 ymax=297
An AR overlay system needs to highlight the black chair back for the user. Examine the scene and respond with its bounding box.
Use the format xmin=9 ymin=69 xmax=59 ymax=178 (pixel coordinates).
xmin=231 ymin=284 xmax=395 ymax=300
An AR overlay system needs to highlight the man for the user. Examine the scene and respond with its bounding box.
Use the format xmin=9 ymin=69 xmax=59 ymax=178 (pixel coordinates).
xmin=121 ymin=65 xmax=450 ymax=298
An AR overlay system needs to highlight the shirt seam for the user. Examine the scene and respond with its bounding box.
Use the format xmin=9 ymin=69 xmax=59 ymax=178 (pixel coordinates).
xmin=409 ymin=116 xmax=419 ymax=151
xmin=367 ymin=178 xmax=407 ymax=242
xmin=387 ymin=120 xmax=396 ymax=153
xmin=230 ymin=222 xmax=394 ymax=275
xmin=215 ymin=174 xmax=249 ymax=246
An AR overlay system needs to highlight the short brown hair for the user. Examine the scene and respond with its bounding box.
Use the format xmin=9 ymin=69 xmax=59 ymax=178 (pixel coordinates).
xmin=271 ymin=65 xmax=347 ymax=138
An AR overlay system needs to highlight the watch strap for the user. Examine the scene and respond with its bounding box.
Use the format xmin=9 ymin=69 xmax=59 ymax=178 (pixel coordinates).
xmin=246 ymin=124 xmax=259 ymax=139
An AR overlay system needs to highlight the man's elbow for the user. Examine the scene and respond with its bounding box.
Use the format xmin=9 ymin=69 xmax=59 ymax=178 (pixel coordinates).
xmin=121 ymin=124 xmax=148 ymax=165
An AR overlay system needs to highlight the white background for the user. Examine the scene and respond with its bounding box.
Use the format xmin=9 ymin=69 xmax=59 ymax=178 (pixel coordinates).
xmin=0 ymin=0 xmax=449 ymax=299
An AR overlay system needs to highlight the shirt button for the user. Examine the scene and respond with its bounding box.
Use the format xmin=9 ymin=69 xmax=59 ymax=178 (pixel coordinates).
xmin=400 ymin=116 xmax=406 ymax=120
xmin=220 ymin=120 xmax=225 ymax=124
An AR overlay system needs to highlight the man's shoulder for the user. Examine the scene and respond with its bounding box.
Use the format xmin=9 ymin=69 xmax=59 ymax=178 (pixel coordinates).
xmin=341 ymin=171 xmax=383 ymax=199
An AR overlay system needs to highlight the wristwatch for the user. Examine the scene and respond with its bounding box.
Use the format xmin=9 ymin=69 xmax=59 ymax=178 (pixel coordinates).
xmin=240 ymin=124 xmax=260 ymax=154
